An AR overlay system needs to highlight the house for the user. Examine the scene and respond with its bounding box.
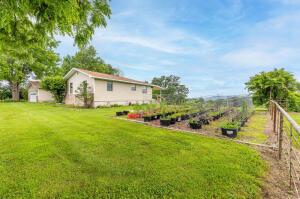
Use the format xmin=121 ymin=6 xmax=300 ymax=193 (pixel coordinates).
xmin=64 ymin=68 xmax=161 ymax=107
xmin=27 ymin=80 xmax=55 ymax=102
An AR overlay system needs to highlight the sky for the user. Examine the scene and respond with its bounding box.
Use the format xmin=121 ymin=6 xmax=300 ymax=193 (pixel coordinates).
xmin=56 ymin=0 xmax=300 ymax=98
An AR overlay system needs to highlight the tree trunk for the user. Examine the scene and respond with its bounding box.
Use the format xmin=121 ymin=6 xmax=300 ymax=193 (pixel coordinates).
xmin=11 ymin=82 xmax=20 ymax=101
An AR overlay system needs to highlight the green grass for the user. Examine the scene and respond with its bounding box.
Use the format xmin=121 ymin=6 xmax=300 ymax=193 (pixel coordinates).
xmin=237 ymin=111 xmax=268 ymax=144
xmin=0 ymin=103 xmax=266 ymax=198
xmin=290 ymin=112 xmax=300 ymax=125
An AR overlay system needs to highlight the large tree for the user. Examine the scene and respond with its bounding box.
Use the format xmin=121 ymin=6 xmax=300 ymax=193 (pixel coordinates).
xmin=0 ymin=0 xmax=111 ymax=100
xmin=0 ymin=45 xmax=60 ymax=100
xmin=245 ymin=68 xmax=298 ymax=106
xmin=152 ymin=75 xmax=189 ymax=104
xmin=61 ymin=45 xmax=120 ymax=75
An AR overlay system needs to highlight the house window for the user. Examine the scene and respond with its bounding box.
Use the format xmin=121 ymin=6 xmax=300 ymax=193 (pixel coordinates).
xmin=142 ymin=86 xmax=147 ymax=93
xmin=131 ymin=84 xmax=136 ymax=91
xmin=70 ymin=83 xmax=73 ymax=94
xmin=107 ymin=81 xmax=113 ymax=91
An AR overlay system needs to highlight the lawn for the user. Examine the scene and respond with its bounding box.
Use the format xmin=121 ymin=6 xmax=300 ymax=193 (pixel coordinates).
xmin=0 ymin=103 xmax=266 ymax=198
xmin=237 ymin=111 xmax=268 ymax=144
xmin=290 ymin=112 xmax=300 ymax=125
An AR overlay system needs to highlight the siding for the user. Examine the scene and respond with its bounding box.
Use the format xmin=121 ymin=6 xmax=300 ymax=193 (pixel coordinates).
xmin=93 ymin=79 xmax=153 ymax=106
xmin=65 ymin=71 xmax=94 ymax=106
xmin=38 ymin=89 xmax=54 ymax=102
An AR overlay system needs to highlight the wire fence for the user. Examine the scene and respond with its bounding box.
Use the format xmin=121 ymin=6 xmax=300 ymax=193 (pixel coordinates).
xmin=269 ymin=100 xmax=300 ymax=198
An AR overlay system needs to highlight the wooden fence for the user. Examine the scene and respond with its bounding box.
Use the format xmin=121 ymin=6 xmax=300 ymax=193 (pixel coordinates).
xmin=269 ymin=100 xmax=300 ymax=197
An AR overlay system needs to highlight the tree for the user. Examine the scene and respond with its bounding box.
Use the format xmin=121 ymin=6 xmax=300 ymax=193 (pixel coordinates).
xmin=75 ymin=81 xmax=94 ymax=108
xmin=152 ymin=75 xmax=189 ymax=104
xmin=245 ymin=68 xmax=297 ymax=106
xmin=0 ymin=0 xmax=111 ymax=100
xmin=0 ymin=0 xmax=111 ymax=49
xmin=61 ymin=46 xmax=120 ymax=75
xmin=41 ymin=76 xmax=66 ymax=103
xmin=0 ymin=45 xmax=60 ymax=100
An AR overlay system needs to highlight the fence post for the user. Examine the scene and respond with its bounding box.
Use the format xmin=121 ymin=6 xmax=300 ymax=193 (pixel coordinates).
xmin=278 ymin=112 xmax=283 ymax=160
xmin=289 ymin=123 xmax=293 ymax=188
xmin=273 ymin=105 xmax=277 ymax=133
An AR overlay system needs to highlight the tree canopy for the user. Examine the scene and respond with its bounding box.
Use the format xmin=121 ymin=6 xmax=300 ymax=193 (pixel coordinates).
xmin=152 ymin=75 xmax=189 ymax=104
xmin=0 ymin=45 xmax=60 ymax=100
xmin=0 ymin=0 xmax=111 ymax=49
xmin=0 ymin=0 xmax=111 ymax=101
xmin=61 ymin=46 xmax=120 ymax=75
xmin=245 ymin=68 xmax=298 ymax=108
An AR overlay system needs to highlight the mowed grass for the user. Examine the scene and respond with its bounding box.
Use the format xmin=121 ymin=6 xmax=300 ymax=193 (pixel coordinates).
xmin=237 ymin=111 xmax=268 ymax=144
xmin=0 ymin=103 xmax=266 ymax=198
xmin=290 ymin=112 xmax=300 ymax=125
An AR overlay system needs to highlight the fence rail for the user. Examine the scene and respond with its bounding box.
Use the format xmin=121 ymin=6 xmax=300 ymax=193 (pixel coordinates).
xmin=269 ymin=100 xmax=300 ymax=198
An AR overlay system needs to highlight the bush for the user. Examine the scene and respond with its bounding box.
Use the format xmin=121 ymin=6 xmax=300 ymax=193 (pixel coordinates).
xmin=288 ymin=92 xmax=300 ymax=112
xmin=42 ymin=76 xmax=66 ymax=103
xmin=0 ymin=84 xmax=11 ymax=100
xmin=220 ymin=121 xmax=241 ymax=130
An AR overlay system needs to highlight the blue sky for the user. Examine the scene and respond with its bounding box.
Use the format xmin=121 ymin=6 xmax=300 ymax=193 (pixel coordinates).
xmin=56 ymin=0 xmax=300 ymax=97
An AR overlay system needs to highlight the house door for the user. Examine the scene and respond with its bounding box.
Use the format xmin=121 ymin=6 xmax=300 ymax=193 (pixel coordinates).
xmin=29 ymin=92 xmax=37 ymax=102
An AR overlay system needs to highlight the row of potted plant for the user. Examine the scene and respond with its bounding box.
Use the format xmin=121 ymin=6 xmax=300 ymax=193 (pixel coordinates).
xmin=220 ymin=107 xmax=254 ymax=138
xmin=159 ymin=110 xmax=206 ymax=126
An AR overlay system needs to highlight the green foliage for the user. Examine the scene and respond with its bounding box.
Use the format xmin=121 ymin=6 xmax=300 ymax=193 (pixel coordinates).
xmin=0 ymin=0 xmax=111 ymax=49
xmin=241 ymin=101 xmax=249 ymax=119
xmin=61 ymin=45 xmax=120 ymax=75
xmin=0 ymin=84 xmax=11 ymax=100
xmin=220 ymin=121 xmax=241 ymax=130
xmin=0 ymin=44 xmax=60 ymax=100
xmin=41 ymin=76 xmax=66 ymax=103
xmin=152 ymin=75 xmax=189 ymax=104
xmin=189 ymin=119 xmax=200 ymax=125
xmin=288 ymin=92 xmax=300 ymax=112
xmin=75 ymin=81 xmax=94 ymax=108
xmin=246 ymin=68 xmax=297 ymax=106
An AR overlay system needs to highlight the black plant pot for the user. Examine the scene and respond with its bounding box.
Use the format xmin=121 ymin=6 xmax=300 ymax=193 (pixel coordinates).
xmin=116 ymin=112 xmax=124 ymax=116
xmin=143 ymin=116 xmax=152 ymax=122
xmin=189 ymin=123 xmax=202 ymax=129
xmin=221 ymin=128 xmax=238 ymax=138
xmin=160 ymin=119 xmax=171 ymax=126
xmin=170 ymin=118 xmax=176 ymax=125
xmin=123 ymin=111 xmax=129 ymax=115
xmin=151 ymin=115 xmax=157 ymax=120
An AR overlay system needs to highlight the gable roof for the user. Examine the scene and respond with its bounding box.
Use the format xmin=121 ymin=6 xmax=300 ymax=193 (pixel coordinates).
xmin=64 ymin=68 xmax=161 ymax=89
xmin=28 ymin=80 xmax=41 ymax=88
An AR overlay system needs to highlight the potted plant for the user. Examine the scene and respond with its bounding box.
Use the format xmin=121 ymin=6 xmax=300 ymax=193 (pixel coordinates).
xmin=160 ymin=116 xmax=171 ymax=126
xmin=116 ymin=111 xmax=124 ymax=116
xmin=170 ymin=115 xmax=177 ymax=125
xmin=189 ymin=119 xmax=202 ymax=129
xmin=143 ymin=114 xmax=152 ymax=122
xmin=220 ymin=121 xmax=240 ymax=138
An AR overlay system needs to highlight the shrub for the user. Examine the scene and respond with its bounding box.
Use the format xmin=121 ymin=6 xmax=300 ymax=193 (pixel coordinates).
xmin=0 ymin=84 xmax=11 ymax=100
xmin=75 ymin=81 xmax=94 ymax=108
xmin=220 ymin=121 xmax=240 ymax=130
xmin=42 ymin=76 xmax=66 ymax=103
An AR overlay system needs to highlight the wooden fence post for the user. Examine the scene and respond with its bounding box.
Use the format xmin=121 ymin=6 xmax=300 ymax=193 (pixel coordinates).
xmin=278 ymin=112 xmax=283 ymax=160
xmin=289 ymin=123 xmax=293 ymax=188
xmin=273 ymin=106 xmax=277 ymax=133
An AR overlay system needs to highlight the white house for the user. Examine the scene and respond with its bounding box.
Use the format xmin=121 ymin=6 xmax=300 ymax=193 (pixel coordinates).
xmin=28 ymin=80 xmax=55 ymax=102
xmin=64 ymin=68 xmax=161 ymax=107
